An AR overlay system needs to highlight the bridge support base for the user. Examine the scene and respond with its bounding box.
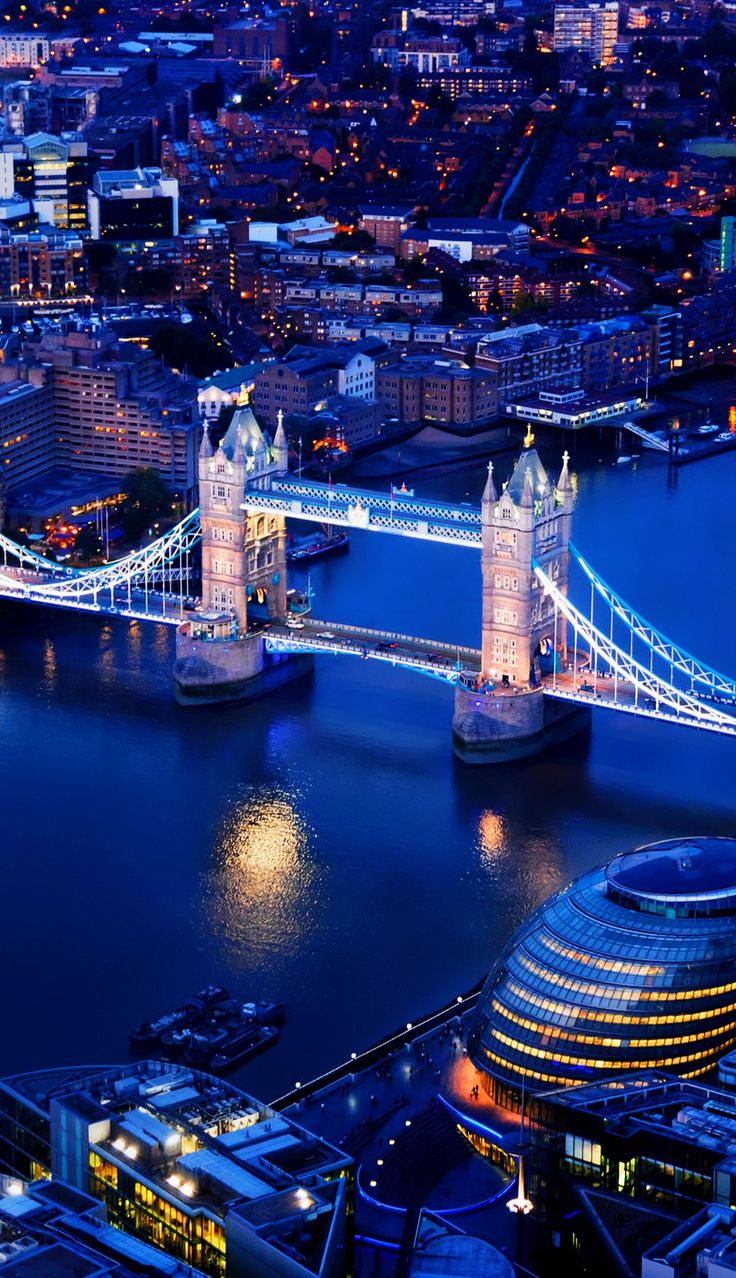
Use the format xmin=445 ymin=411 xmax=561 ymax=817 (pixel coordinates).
xmin=452 ymin=686 xmax=591 ymax=764
xmin=173 ymin=625 xmax=313 ymax=706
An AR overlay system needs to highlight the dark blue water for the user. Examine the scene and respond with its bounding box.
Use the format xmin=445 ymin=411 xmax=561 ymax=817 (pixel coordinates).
xmin=1 ymin=445 xmax=735 ymax=1100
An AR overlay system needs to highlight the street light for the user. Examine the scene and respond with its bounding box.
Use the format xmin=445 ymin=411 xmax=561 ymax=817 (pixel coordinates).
xmin=507 ymin=1153 xmax=533 ymax=1215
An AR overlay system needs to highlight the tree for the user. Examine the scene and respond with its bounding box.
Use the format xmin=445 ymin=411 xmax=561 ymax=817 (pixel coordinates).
xmin=149 ymin=321 xmax=233 ymax=379
xmin=122 ymin=467 xmax=171 ymax=541
xmin=74 ymin=523 xmax=103 ymax=562
xmin=331 ymin=229 xmax=376 ymax=250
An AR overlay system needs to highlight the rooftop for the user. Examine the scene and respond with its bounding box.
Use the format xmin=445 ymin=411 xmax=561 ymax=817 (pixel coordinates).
xmin=606 ymin=837 xmax=736 ymax=907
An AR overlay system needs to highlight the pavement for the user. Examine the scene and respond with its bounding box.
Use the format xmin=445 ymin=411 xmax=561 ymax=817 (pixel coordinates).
xmin=284 ymin=1009 xmax=523 ymax=1274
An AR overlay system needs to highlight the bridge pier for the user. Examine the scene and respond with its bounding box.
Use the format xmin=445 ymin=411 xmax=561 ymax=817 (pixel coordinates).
xmin=452 ymin=685 xmax=591 ymax=764
xmin=173 ymin=619 xmax=312 ymax=706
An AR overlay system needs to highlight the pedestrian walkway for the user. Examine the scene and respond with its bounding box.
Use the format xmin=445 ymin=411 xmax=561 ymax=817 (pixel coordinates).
xmin=283 ymin=1006 xmax=522 ymax=1268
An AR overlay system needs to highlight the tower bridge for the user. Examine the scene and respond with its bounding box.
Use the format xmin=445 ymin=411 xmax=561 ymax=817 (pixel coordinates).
xmin=0 ymin=403 xmax=734 ymax=763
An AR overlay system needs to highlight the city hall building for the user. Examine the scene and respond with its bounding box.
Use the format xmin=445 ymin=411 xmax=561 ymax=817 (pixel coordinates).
xmin=470 ymin=838 xmax=736 ymax=1109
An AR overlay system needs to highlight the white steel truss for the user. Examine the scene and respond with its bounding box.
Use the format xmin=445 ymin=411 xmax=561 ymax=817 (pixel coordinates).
xmin=0 ymin=509 xmax=202 ymax=618
xmin=242 ymin=480 xmax=483 ymax=547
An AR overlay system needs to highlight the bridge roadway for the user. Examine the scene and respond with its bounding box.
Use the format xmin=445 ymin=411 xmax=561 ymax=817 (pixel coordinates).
xmin=266 ymin=622 xmax=736 ymax=734
xmin=265 ymin=618 xmax=482 ymax=683
xmin=243 ymin=479 xmax=483 ymax=547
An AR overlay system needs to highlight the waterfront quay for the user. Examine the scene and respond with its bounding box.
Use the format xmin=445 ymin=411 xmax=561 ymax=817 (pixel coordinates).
xmin=279 ymin=993 xmax=520 ymax=1271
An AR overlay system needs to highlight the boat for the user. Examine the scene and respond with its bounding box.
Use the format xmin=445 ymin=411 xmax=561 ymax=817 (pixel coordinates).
xmin=129 ymin=985 xmax=229 ymax=1048
xmin=179 ymin=999 xmax=285 ymax=1064
xmin=184 ymin=1025 xmax=231 ymax=1067
xmin=616 ymin=455 xmax=634 ymax=466
xmin=697 ymin=423 xmax=718 ymax=436
xmin=210 ymin=1024 xmax=279 ymax=1071
xmin=242 ymin=999 xmax=286 ymax=1026
xmin=286 ymin=528 xmax=349 ymax=563
xmin=717 ymin=432 xmax=735 ymax=443
xmin=160 ymin=1026 xmax=195 ymax=1054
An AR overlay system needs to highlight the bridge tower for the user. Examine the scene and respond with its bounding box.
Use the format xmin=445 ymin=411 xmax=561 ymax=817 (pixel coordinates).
xmin=453 ymin=433 xmax=590 ymax=762
xmin=198 ymin=400 xmax=288 ymax=631
xmin=173 ymin=403 xmax=312 ymax=705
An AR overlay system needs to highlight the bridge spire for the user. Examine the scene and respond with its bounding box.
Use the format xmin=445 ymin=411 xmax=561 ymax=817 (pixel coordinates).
xmin=520 ymin=466 xmax=534 ymax=510
xmin=199 ymin=417 xmax=213 ymax=460
xmin=273 ymin=409 xmax=289 ymax=476
xmin=482 ymin=459 xmax=497 ymax=506
xmin=557 ymin=449 xmax=573 ymax=497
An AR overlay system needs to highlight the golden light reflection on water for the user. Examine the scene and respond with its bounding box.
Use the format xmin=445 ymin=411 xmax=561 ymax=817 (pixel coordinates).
xmin=475 ymin=810 xmax=566 ymax=931
xmin=42 ymin=638 xmax=57 ymax=693
xmin=207 ymin=789 xmax=320 ymax=961
xmin=477 ymin=810 xmax=507 ymax=871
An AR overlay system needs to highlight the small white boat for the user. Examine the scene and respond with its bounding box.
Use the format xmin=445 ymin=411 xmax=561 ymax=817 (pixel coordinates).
xmin=697 ymin=423 xmax=718 ymax=436
xmin=616 ymin=455 xmax=634 ymax=466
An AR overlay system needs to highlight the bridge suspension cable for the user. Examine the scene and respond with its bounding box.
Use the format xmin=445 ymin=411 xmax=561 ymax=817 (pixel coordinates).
xmin=570 ymin=543 xmax=736 ymax=702
xmin=533 ymin=557 xmax=736 ymax=736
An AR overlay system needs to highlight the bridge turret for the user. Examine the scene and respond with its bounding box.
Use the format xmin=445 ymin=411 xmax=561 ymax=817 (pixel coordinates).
xmin=482 ymin=460 xmax=497 ymax=507
xmin=557 ymin=449 xmax=573 ymax=503
xmin=175 ymin=393 xmax=307 ymax=704
xmin=273 ymin=410 xmax=289 ymax=477
xmin=197 ymin=395 xmax=288 ymax=634
xmin=199 ymin=418 xmax=213 ymax=460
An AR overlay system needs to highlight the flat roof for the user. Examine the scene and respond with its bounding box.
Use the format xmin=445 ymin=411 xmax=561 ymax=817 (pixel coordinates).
xmin=7 ymin=469 xmax=125 ymax=517
xmin=607 ymin=838 xmax=736 ymax=900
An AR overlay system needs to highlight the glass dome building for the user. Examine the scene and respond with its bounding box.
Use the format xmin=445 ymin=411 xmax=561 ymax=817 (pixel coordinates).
xmin=470 ymin=838 xmax=736 ymax=1109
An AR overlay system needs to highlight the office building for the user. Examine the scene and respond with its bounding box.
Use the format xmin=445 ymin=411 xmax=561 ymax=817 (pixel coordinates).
xmin=0 ymin=327 xmax=199 ymax=507
xmin=0 ymin=1174 xmax=197 ymax=1274
xmin=0 ymin=34 xmax=50 ymax=69
xmin=87 ymin=168 xmax=179 ymax=242
xmin=0 ymin=362 xmax=53 ymax=495
xmin=0 ymin=1059 xmax=352 ymax=1278
xmin=553 ymin=2 xmax=619 ymax=65
xmin=528 ymin=1070 xmax=736 ymax=1272
xmin=1 ymin=132 xmax=93 ymax=229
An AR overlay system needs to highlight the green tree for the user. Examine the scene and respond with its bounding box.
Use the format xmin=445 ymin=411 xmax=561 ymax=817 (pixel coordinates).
xmin=74 ymin=523 xmax=103 ymax=562
xmin=331 ymin=229 xmax=376 ymax=250
xmin=122 ymin=467 xmax=171 ymax=540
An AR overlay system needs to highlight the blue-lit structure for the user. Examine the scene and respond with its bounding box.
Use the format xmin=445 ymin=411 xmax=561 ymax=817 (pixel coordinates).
xmin=470 ymin=838 xmax=736 ymax=1108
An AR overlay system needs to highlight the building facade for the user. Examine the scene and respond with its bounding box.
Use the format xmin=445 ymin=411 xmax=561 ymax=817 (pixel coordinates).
xmin=0 ymin=1059 xmax=351 ymax=1278
xmin=553 ymin=2 xmax=619 ymax=64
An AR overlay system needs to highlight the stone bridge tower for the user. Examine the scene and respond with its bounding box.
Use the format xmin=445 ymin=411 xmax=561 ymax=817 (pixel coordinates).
xmin=199 ymin=400 xmax=289 ymax=633
xmin=174 ymin=404 xmax=313 ymax=705
xmin=453 ymin=433 xmax=589 ymax=762
xmin=480 ymin=432 xmax=574 ymax=686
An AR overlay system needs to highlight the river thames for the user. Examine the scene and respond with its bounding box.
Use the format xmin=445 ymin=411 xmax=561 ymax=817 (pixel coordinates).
xmin=2 ymin=441 xmax=735 ymax=1100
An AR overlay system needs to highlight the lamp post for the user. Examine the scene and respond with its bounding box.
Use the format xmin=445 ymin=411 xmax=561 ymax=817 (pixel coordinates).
xmin=508 ymin=1084 xmax=534 ymax=1266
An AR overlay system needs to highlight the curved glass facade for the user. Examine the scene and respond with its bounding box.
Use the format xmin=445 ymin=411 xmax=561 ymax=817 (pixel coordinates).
xmin=470 ymin=838 xmax=736 ymax=1104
